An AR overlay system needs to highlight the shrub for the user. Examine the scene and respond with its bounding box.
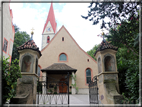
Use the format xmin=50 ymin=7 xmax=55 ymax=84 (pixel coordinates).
xmin=2 ymin=57 xmax=21 ymax=104
xmin=54 ymin=92 xmax=57 ymax=94
xmin=37 ymin=81 xmax=42 ymax=94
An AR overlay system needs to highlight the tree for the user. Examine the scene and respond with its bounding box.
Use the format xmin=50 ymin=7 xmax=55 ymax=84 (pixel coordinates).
xmin=2 ymin=57 xmax=21 ymax=104
xmin=116 ymin=47 xmax=139 ymax=104
xmin=12 ymin=25 xmax=30 ymax=62
xmin=105 ymin=18 xmax=139 ymax=103
xmin=82 ymin=1 xmax=140 ymax=104
xmin=13 ymin=24 xmax=19 ymax=33
xmin=105 ymin=18 xmax=139 ymax=57
xmin=87 ymin=44 xmax=99 ymax=61
xmin=81 ymin=2 xmax=139 ymax=30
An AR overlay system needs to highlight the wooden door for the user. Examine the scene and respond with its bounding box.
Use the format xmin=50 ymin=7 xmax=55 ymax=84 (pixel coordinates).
xmin=59 ymin=78 xmax=67 ymax=93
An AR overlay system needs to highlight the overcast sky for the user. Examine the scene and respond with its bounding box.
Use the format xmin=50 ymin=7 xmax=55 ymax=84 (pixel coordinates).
xmin=10 ymin=2 xmax=106 ymax=52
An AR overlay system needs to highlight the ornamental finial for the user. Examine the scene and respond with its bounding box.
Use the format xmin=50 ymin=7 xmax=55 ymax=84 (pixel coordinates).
xmin=30 ymin=28 xmax=34 ymax=40
xmin=101 ymin=29 xmax=105 ymax=41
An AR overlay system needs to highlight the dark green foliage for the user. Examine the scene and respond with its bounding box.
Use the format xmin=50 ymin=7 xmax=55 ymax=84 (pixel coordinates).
xmin=69 ymin=92 xmax=72 ymax=94
xmin=13 ymin=24 xmax=19 ymax=33
xmin=83 ymin=1 xmax=139 ymax=104
xmin=37 ymin=81 xmax=42 ymax=94
xmin=2 ymin=57 xmax=21 ymax=104
xmin=107 ymin=17 xmax=139 ymax=103
xmin=87 ymin=44 xmax=99 ymax=61
xmin=12 ymin=25 xmax=30 ymax=62
xmin=53 ymin=92 xmax=57 ymax=94
xmin=82 ymin=2 xmax=139 ymax=29
xmin=105 ymin=19 xmax=139 ymax=56
xmin=116 ymin=48 xmax=139 ymax=103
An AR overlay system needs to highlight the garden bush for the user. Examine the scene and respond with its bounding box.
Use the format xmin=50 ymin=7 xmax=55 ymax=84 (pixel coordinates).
xmin=2 ymin=57 xmax=21 ymax=104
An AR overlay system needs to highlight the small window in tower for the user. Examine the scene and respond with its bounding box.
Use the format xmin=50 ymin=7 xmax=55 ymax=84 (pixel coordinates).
xmin=87 ymin=59 xmax=89 ymax=62
xmin=62 ymin=37 xmax=64 ymax=41
xmin=47 ymin=36 xmax=50 ymax=43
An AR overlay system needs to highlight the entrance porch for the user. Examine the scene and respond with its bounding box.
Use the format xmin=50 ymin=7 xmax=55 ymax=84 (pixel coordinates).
xmin=37 ymin=63 xmax=77 ymax=104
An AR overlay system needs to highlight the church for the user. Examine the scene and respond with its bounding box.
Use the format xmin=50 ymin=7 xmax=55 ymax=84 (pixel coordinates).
xmin=38 ymin=3 xmax=98 ymax=94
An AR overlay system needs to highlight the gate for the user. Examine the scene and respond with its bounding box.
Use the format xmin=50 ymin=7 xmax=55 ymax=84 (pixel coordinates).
xmin=37 ymin=73 xmax=69 ymax=105
xmin=89 ymin=75 xmax=99 ymax=104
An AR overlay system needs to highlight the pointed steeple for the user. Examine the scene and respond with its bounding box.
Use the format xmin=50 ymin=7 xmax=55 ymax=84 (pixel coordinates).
xmin=42 ymin=3 xmax=57 ymax=34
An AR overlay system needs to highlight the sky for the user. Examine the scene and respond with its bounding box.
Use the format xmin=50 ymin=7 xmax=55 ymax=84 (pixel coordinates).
xmin=10 ymin=2 xmax=106 ymax=52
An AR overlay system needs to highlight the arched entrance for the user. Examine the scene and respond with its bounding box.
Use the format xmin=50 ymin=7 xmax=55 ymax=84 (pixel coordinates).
xmin=59 ymin=78 xmax=67 ymax=93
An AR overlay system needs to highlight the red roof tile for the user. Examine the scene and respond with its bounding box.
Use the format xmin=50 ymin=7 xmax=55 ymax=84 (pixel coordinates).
xmin=42 ymin=3 xmax=57 ymax=34
xmin=94 ymin=40 xmax=118 ymax=56
xmin=17 ymin=39 xmax=42 ymax=56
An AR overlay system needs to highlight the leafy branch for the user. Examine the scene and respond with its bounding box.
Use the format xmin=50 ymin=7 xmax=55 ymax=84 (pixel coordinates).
xmin=71 ymin=74 xmax=78 ymax=94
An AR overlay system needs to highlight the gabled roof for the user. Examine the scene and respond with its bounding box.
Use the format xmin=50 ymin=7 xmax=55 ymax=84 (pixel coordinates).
xmin=41 ymin=63 xmax=77 ymax=74
xmin=94 ymin=40 xmax=118 ymax=56
xmin=17 ymin=39 xmax=42 ymax=56
xmin=42 ymin=3 xmax=57 ymax=34
xmin=41 ymin=25 xmax=97 ymax=64
xmin=42 ymin=63 xmax=77 ymax=71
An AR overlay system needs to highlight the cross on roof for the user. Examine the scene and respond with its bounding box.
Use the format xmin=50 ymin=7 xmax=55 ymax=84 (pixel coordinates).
xmin=101 ymin=29 xmax=105 ymax=41
xmin=30 ymin=27 xmax=34 ymax=40
xmin=31 ymin=28 xmax=34 ymax=32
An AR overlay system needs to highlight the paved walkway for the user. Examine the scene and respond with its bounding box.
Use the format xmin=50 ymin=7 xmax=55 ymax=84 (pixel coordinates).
xmin=4 ymin=94 xmax=100 ymax=106
xmin=70 ymin=95 xmax=89 ymax=104
xmin=36 ymin=94 xmax=100 ymax=106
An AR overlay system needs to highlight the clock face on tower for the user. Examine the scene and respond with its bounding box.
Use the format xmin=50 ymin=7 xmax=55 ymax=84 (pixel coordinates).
xmin=46 ymin=27 xmax=51 ymax=32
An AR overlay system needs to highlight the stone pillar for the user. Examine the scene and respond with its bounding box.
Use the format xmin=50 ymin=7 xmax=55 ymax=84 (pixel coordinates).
xmin=10 ymin=38 xmax=42 ymax=104
xmin=71 ymin=72 xmax=76 ymax=94
xmin=12 ymin=74 xmax=38 ymax=104
xmin=98 ymin=72 xmax=123 ymax=104
xmin=94 ymin=40 xmax=123 ymax=104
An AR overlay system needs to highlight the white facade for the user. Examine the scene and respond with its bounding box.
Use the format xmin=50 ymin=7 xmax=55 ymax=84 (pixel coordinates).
xmin=2 ymin=3 xmax=15 ymax=62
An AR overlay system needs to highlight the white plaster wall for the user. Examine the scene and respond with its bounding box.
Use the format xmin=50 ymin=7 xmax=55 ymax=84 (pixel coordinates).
xmin=42 ymin=21 xmax=55 ymax=49
xmin=41 ymin=33 xmax=55 ymax=49
xmin=43 ymin=21 xmax=54 ymax=34
xmin=3 ymin=3 xmax=13 ymax=60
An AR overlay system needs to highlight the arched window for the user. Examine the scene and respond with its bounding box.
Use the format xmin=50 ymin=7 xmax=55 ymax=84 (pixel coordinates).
xmin=86 ymin=68 xmax=91 ymax=84
xmin=59 ymin=53 xmax=67 ymax=61
xmin=47 ymin=36 xmax=50 ymax=43
xmin=21 ymin=55 xmax=32 ymax=72
xmin=62 ymin=37 xmax=64 ymax=41
xmin=104 ymin=54 xmax=115 ymax=71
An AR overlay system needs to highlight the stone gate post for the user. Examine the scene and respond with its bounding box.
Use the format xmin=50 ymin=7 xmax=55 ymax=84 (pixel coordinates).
xmin=94 ymin=40 xmax=123 ymax=104
xmin=10 ymin=32 xmax=42 ymax=104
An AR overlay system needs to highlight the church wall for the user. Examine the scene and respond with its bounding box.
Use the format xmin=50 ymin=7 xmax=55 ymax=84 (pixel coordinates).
xmin=39 ymin=27 xmax=98 ymax=94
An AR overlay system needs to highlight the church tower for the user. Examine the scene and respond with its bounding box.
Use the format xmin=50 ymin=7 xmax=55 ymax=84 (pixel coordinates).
xmin=41 ymin=3 xmax=57 ymax=50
